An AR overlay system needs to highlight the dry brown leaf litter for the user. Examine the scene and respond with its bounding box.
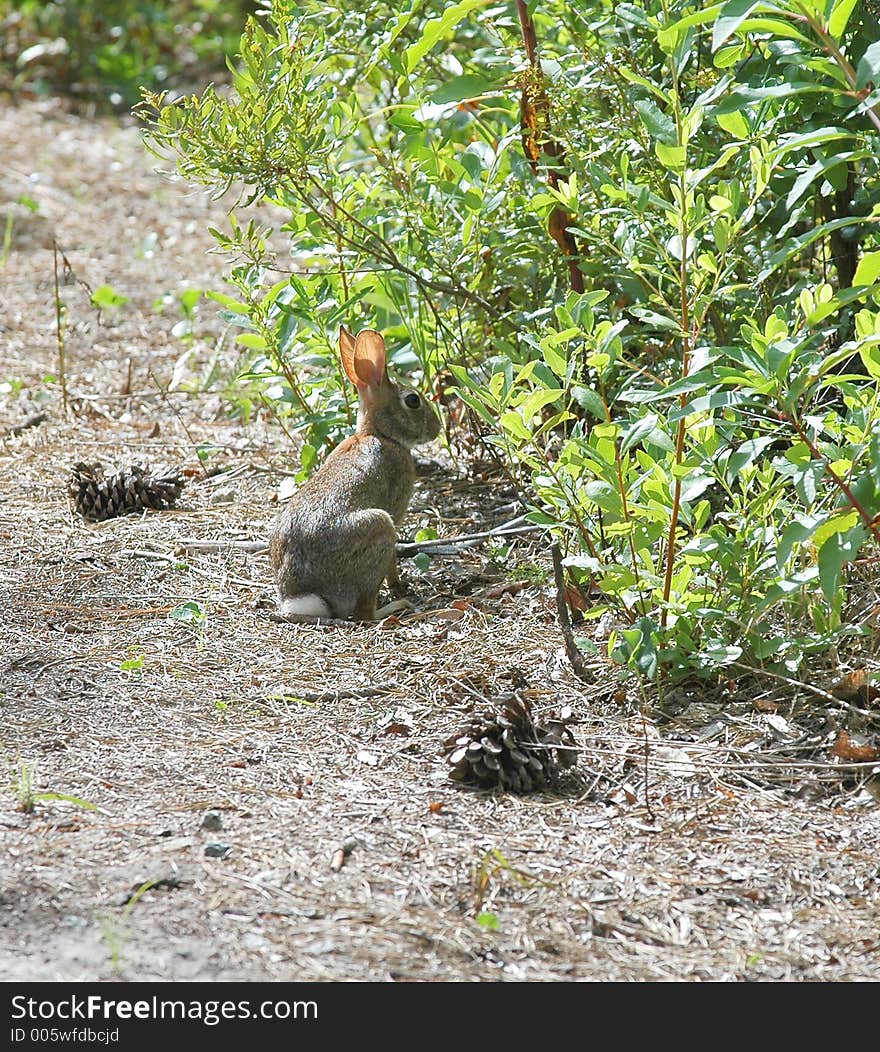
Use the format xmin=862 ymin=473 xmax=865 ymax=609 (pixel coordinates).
xmin=1 ymin=100 xmax=880 ymax=982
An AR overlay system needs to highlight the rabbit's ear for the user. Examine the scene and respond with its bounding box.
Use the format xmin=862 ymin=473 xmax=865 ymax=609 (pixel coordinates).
xmin=352 ymin=329 xmax=387 ymax=389
xmin=339 ymin=326 xmax=358 ymax=385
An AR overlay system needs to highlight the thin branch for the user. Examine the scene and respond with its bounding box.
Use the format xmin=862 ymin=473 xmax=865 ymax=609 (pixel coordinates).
xmin=298 ymin=171 xmax=499 ymax=315
xmin=550 ymin=541 xmax=592 ymax=683
xmin=7 ymin=412 xmax=47 ymax=437
xmin=396 ymin=519 xmax=537 ymax=556
xmin=52 ymin=239 xmax=69 ymax=414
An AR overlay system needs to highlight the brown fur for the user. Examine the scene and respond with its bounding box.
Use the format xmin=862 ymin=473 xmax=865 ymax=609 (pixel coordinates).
xmin=269 ymin=328 xmax=441 ymax=620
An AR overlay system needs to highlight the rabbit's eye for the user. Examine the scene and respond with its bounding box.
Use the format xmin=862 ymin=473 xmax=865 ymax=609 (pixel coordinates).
xmin=404 ymin=393 xmax=421 ymax=409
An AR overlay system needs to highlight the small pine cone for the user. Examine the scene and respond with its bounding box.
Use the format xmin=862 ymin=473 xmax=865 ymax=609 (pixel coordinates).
xmin=535 ymin=706 xmax=579 ymax=769
xmin=444 ymin=694 xmax=578 ymax=793
xmin=69 ymin=462 xmax=184 ymax=521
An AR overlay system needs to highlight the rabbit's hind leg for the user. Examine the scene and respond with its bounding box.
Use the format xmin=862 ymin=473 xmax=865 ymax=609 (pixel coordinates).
xmin=344 ymin=508 xmax=398 ymax=620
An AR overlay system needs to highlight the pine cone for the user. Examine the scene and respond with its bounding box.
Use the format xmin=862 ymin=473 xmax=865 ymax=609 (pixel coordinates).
xmin=444 ymin=694 xmax=578 ymax=793
xmin=69 ymin=462 xmax=184 ymax=522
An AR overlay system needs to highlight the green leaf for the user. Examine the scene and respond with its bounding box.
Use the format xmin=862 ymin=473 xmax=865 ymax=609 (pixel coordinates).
xmin=655 ymin=142 xmax=686 ymax=170
xmin=859 ymin=342 xmax=880 ymax=380
xmin=500 ymin=411 xmax=532 ymax=443
xmin=817 ymin=525 xmax=863 ymax=601
xmin=776 ymin=516 xmax=820 ymax=569
xmin=431 ymin=73 xmax=495 ymax=104
xmin=519 ymin=388 xmax=565 ymax=419
xmin=618 ymin=67 xmax=669 ymax=103
xmin=617 ymin=617 xmax=659 ymax=681
xmin=658 ymin=4 xmax=724 ymax=51
xmin=808 ymin=284 xmax=878 ymax=325
xmin=716 ymin=81 xmax=831 ymax=112
xmin=206 ymin=290 xmax=250 ymax=313
xmin=570 ymin=385 xmax=607 ymax=419
xmin=541 ymin=341 xmax=568 ymax=378
xmin=769 ymin=127 xmax=855 ymax=161
xmin=726 ymin=435 xmax=779 ymax=481
xmin=169 ymin=601 xmax=206 ymax=625
xmin=620 ymin=414 xmax=660 ymax=455
xmin=34 ymin=792 xmax=99 ymax=812
xmin=404 ymin=0 xmax=491 ymax=74
xmin=584 ymin=480 xmax=622 ymax=513
xmin=628 ymin=307 xmax=683 ymax=333
xmin=828 ymin=0 xmax=859 ymax=37
xmin=853 ymin=252 xmax=880 ymax=288
xmin=455 ymin=389 xmax=498 ymax=426
xmin=716 ymin=110 xmax=749 ymax=138
xmin=812 ymin=510 xmax=859 ymax=551
xmin=856 ymin=41 xmax=880 ymax=88
xmin=712 ymin=0 xmax=761 ymax=51
xmin=476 ymin=911 xmax=500 ymax=931
xmin=633 ymin=99 xmax=677 ymax=145
xmin=90 ymin=285 xmax=130 ymax=310
xmin=236 ymin=333 xmax=268 ymax=350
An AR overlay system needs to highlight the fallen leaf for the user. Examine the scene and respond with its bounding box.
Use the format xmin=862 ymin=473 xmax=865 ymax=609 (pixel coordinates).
xmin=428 ymin=802 xmax=443 ymax=814
xmin=830 ymin=729 xmax=880 ymax=763
xmin=564 ymin=583 xmax=588 ymax=613
xmin=753 ymin=698 xmax=778 ymax=713
xmin=382 ymin=722 xmax=411 ymax=737
xmin=432 ymin=607 xmax=468 ymax=621
xmin=476 ymin=581 xmax=529 ymax=600
xmin=831 ymin=669 xmax=880 ymax=705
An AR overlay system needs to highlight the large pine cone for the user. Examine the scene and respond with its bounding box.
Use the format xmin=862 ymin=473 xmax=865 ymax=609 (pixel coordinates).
xmin=69 ymin=462 xmax=184 ymax=522
xmin=445 ymin=694 xmax=578 ymax=793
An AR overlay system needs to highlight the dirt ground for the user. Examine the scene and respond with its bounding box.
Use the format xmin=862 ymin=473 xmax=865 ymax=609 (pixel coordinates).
xmin=1 ymin=99 xmax=880 ymax=983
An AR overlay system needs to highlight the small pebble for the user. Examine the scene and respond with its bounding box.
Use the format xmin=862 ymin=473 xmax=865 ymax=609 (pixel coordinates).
xmin=204 ymin=843 xmax=232 ymax=859
xmin=200 ymin=810 xmax=223 ymax=832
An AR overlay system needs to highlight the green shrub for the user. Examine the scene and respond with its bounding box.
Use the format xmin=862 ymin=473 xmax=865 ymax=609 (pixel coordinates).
xmin=1 ymin=0 xmax=254 ymax=107
xmin=143 ymin=0 xmax=880 ymax=681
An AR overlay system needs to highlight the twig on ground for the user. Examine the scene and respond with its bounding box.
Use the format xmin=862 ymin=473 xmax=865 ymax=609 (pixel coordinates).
xmin=729 ymin=660 xmax=877 ymax=720
xmin=268 ymin=684 xmax=399 ymax=703
xmin=550 ymin=542 xmax=591 ymax=683
xmin=180 ymin=518 xmax=534 ymax=559
xmin=52 ymin=239 xmax=69 ymax=414
xmin=7 ymin=412 xmax=48 ymax=436
xmin=397 ymin=516 xmax=535 ymax=556
xmin=180 ymin=540 xmax=268 ymax=554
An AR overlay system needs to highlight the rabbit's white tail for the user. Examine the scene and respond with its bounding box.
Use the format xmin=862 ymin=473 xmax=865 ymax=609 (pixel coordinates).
xmin=278 ymin=594 xmax=333 ymax=618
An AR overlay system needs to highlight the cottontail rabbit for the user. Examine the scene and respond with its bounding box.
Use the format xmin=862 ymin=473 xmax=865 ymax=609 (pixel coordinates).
xmin=269 ymin=326 xmax=441 ymax=621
